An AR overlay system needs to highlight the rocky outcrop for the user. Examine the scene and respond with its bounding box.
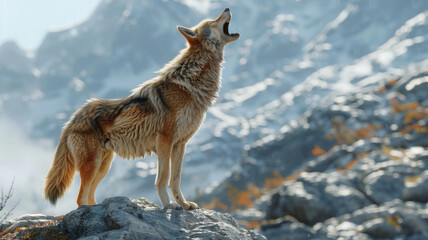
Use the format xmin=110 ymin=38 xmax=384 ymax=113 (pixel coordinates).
xmin=260 ymin=200 xmax=428 ymax=240
xmin=213 ymin=70 xmax=428 ymax=239
xmin=0 ymin=197 xmax=265 ymax=240
xmin=258 ymin=144 xmax=428 ymax=239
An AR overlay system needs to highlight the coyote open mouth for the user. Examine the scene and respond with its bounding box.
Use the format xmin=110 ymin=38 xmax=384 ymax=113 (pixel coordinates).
xmin=223 ymin=16 xmax=239 ymax=37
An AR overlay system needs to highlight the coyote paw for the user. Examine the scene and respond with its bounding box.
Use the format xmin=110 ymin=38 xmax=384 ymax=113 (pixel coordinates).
xmin=163 ymin=202 xmax=183 ymax=210
xmin=182 ymin=201 xmax=199 ymax=210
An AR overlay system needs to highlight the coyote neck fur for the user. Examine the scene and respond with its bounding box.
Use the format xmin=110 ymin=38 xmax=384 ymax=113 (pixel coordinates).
xmin=164 ymin=47 xmax=223 ymax=109
xmin=138 ymin=46 xmax=223 ymax=110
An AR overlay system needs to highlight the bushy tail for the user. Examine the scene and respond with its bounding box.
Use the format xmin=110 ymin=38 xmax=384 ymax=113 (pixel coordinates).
xmin=44 ymin=134 xmax=75 ymax=205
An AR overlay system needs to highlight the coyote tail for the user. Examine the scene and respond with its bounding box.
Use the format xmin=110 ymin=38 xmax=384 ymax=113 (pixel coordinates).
xmin=44 ymin=133 xmax=75 ymax=205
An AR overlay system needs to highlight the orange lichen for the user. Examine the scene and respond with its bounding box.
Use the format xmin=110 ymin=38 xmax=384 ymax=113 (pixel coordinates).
xmin=404 ymin=175 xmax=420 ymax=185
xmin=388 ymin=97 xmax=428 ymax=134
xmin=331 ymin=118 xmax=381 ymax=145
xmin=284 ymin=169 xmax=304 ymax=182
xmin=387 ymin=79 xmax=399 ymax=86
xmin=379 ymin=79 xmax=398 ymax=93
xmin=389 ymin=96 xmax=428 ymax=123
xmin=226 ymin=184 xmax=240 ymax=211
xmin=390 ymin=98 xmax=419 ymax=114
xmin=325 ymin=133 xmax=334 ymax=140
xmin=338 ymin=151 xmax=372 ymax=172
xmin=312 ymin=145 xmax=326 ymax=156
xmin=265 ymin=171 xmax=287 ymax=191
xmin=355 ymin=124 xmax=379 ymax=139
xmin=242 ymin=221 xmax=261 ymax=229
xmin=355 ymin=151 xmax=370 ymax=159
xmin=403 ymin=108 xmax=428 ymax=123
xmin=236 ymin=191 xmax=253 ymax=209
xmin=203 ymin=197 xmax=229 ymax=211
xmin=400 ymin=123 xmax=428 ymax=134
xmin=0 ymin=216 xmax=66 ymax=239
xmin=338 ymin=159 xmax=358 ymax=172
xmin=381 ymin=145 xmax=406 ymax=161
xmin=226 ymin=183 xmax=262 ymax=210
xmin=379 ymin=87 xmax=387 ymax=93
xmin=247 ymin=184 xmax=263 ymax=199
xmin=202 ymin=169 xmax=306 ymax=212
xmin=202 ymin=185 xmax=258 ymax=211
xmin=386 ymin=215 xmax=403 ymax=232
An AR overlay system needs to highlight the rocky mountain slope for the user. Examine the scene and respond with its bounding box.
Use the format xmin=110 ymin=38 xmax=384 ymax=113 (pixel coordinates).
xmin=203 ymin=70 xmax=428 ymax=239
xmin=1 ymin=0 xmax=428 ymax=234
xmin=0 ymin=197 xmax=265 ymax=239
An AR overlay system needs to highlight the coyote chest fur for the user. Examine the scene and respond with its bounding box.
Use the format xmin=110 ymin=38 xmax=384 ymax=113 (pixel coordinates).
xmin=44 ymin=8 xmax=239 ymax=210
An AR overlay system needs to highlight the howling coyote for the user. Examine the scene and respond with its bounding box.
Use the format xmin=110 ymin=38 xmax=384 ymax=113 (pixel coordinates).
xmin=44 ymin=8 xmax=239 ymax=210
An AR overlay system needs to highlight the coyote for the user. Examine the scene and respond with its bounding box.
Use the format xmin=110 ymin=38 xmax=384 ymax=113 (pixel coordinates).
xmin=44 ymin=8 xmax=239 ymax=210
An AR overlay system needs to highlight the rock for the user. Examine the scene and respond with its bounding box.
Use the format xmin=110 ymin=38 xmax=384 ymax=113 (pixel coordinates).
xmin=0 ymin=41 xmax=32 ymax=74
xmin=0 ymin=197 xmax=265 ymax=240
xmin=397 ymin=73 xmax=428 ymax=102
xmin=360 ymin=218 xmax=398 ymax=238
xmin=261 ymin=217 xmax=320 ymax=240
xmin=362 ymin=170 xmax=405 ymax=204
xmin=265 ymin=172 xmax=370 ymax=225
xmin=316 ymin=200 xmax=428 ymax=239
xmin=0 ymin=214 xmax=62 ymax=238
xmin=402 ymin=171 xmax=428 ymax=202
xmin=306 ymin=146 xmax=351 ymax=172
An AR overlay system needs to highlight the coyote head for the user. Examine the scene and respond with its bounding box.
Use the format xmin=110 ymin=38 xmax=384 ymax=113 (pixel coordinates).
xmin=177 ymin=8 xmax=240 ymax=52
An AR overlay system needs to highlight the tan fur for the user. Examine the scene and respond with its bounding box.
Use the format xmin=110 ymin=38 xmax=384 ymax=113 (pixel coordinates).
xmin=44 ymin=9 xmax=239 ymax=209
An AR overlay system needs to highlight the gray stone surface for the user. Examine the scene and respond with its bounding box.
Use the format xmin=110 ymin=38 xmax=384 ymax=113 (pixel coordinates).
xmin=403 ymin=171 xmax=428 ymax=202
xmin=261 ymin=218 xmax=319 ymax=240
xmin=314 ymin=201 xmax=428 ymax=239
xmin=266 ymin=172 xmax=370 ymax=225
xmin=0 ymin=197 xmax=265 ymax=240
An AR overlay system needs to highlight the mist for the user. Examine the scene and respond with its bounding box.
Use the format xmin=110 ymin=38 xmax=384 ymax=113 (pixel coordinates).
xmin=0 ymin=116 xmax=78 ymax=218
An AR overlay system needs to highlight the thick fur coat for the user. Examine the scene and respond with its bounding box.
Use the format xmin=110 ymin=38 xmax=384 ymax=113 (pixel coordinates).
xmin=44 ymin=8 xmax=239 ymax=210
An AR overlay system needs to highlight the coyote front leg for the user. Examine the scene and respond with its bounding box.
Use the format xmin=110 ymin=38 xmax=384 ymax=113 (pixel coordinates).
xmin=169 ymin=143 xmax=199 ymax=210
xmin=155 ymin=134 xmax=181 ymax=209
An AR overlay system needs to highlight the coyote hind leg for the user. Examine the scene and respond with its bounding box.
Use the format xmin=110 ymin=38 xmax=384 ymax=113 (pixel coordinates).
xmin=88 ymin=150 xmax=114 ymax=205
xmin=69 ymin=133 xmax=102 ymax=206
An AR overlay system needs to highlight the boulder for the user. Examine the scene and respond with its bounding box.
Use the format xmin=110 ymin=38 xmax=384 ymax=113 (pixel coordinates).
xmin=266 ymin=172 xmax=370 ymax=225
xmin=0 ymin=197 xmax=265 ymax=240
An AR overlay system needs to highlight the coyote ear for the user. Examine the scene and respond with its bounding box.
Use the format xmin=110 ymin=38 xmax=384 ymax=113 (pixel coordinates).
xmin=177 ymin=26 xmax=198 ymax=44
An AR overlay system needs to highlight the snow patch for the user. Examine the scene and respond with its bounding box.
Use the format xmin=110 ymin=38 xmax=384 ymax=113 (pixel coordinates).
xmin=405 ymin=76 xmax=428 ymax=91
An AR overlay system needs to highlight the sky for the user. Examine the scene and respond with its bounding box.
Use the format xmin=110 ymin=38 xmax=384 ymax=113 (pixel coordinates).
xmin=0 ymin=0 xmax=101 ymax=218
xmin=0 ymin=0 xmax=100 ymax=50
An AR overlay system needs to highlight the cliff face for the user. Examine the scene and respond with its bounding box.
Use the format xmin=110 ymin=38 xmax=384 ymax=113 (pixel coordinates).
xmin=0 ymin=197 xmax=265 ymax=239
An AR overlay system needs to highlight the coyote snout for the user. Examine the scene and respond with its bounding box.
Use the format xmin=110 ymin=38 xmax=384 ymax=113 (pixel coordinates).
xmin=44 ymin=9 xmax=239 ymax=210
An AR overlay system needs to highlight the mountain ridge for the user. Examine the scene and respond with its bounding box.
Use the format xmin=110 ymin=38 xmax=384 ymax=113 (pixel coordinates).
xmin=0 ymin=1 xmax=427 ymax=235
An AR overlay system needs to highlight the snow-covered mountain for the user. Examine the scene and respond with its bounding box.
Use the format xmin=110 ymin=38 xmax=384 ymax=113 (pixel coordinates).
xmin=0 ymin=0 xmax=427 ymax=223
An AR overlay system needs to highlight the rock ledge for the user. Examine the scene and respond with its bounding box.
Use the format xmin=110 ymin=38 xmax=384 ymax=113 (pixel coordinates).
xmin=0 ymin=197 xmax=265 ymax=240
